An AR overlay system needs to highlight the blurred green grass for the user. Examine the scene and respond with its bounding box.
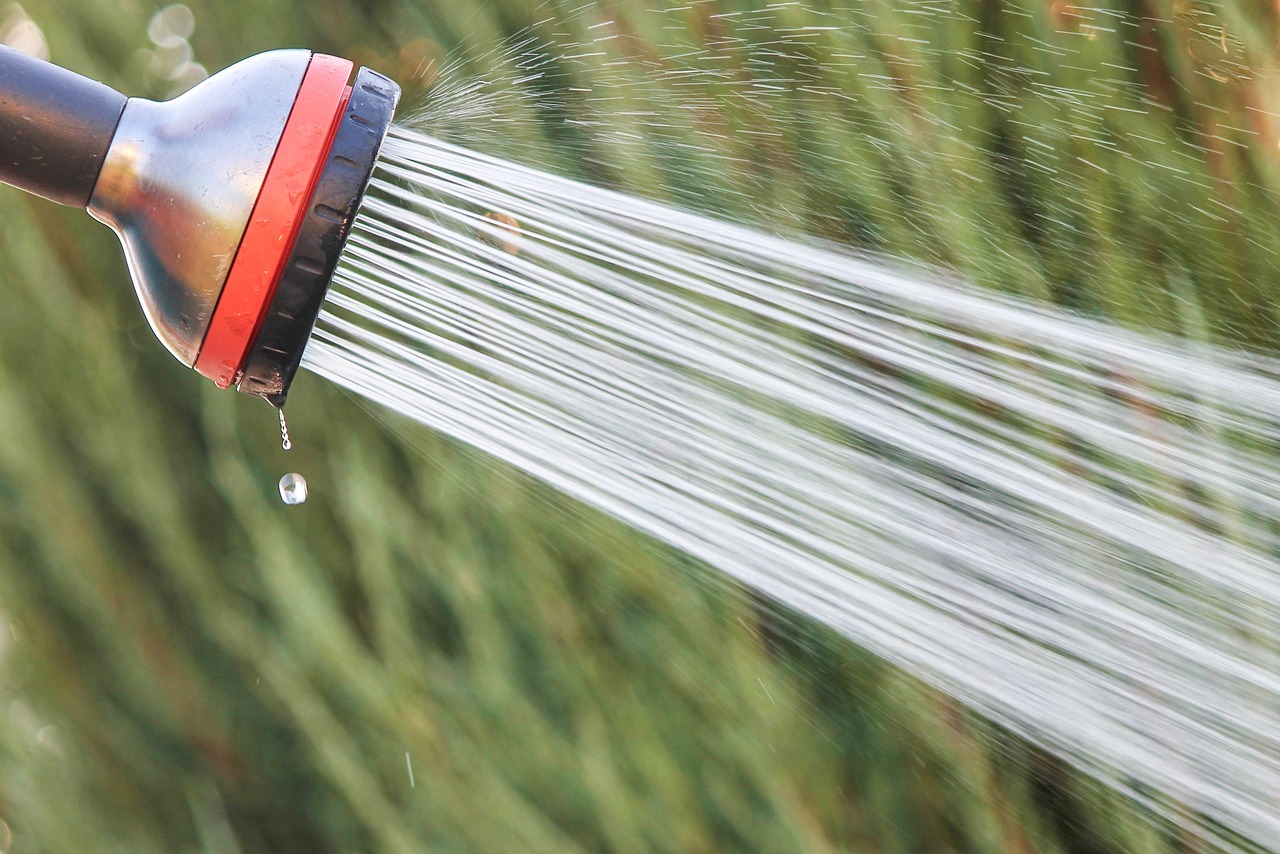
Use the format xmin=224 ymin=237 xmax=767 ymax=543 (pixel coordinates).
xmin=0 ymin=0 xmax=1275 ymax=851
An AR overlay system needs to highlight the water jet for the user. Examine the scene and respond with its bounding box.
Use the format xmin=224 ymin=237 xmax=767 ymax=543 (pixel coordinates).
xmin=5 ymin=39 xmax=1280 ymax=854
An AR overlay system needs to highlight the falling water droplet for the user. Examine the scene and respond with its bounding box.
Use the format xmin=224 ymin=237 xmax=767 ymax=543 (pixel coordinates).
xmin=278 ymin=407 xmax=292 ymax=451
xmin=278 ymin=472 xmax=308 ymax=505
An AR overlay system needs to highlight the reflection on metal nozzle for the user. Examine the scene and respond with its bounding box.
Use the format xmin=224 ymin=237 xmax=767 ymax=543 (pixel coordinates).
xmin=86 ymin=50 xmax=310 ymax=365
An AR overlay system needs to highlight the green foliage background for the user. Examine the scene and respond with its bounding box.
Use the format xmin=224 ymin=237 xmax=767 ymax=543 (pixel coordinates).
xmin=0 ymin=0 xmax=1275 ymax=851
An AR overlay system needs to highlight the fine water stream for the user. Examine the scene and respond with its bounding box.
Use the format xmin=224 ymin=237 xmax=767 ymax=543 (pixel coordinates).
xmin=303 ymin=126 xmax=1280 ymax=851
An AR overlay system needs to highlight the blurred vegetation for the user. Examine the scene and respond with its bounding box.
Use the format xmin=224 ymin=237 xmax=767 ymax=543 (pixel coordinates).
xmin=0 ymin=0 xmax=1276 ymax=851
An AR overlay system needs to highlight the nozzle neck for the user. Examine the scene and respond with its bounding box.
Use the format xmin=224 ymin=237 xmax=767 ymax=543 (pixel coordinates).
xmin=0 ymin=45 xmax=126 ymax=208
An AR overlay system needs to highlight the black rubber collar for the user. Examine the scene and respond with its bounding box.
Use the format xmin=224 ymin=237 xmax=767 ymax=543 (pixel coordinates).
xmin=238 ymin=66 xmax=400 ymax=406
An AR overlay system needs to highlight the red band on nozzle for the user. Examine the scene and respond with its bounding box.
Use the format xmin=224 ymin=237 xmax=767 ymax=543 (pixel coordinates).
xmin=194 ymin=53 xmax=353 ymax=388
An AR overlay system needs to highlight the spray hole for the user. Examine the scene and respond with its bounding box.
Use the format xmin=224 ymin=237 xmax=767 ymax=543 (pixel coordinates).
xmin=295 ymin=256 xmax=327 ymax=276
xmin=313 ymin=205 xmax=346 ymax=224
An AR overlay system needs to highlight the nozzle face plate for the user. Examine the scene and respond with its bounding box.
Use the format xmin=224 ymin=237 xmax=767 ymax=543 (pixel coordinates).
xmin=87 ymin=50 xmax=311 ymax=365
xmin=237 ymin=67 xmax=401 ymax=406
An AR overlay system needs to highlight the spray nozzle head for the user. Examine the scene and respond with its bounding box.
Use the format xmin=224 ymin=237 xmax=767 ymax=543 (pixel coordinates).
xmin=81 ymin=49 xmax=400 ymax=405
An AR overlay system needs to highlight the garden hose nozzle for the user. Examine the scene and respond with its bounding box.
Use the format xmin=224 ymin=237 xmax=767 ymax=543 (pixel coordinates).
xmin=0 ymin=45 xmax=400 ymax=405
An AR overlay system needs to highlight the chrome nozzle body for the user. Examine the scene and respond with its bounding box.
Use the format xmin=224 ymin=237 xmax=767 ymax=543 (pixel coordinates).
xmin=87 ymin=50 xmax=310 ymax=365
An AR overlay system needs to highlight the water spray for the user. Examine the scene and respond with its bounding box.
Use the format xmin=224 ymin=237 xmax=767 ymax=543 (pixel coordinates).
xmin=12 ymin=38 xmax=1280 ymax=852
xmin=0 ymin=45 xmax=400 ymax=406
